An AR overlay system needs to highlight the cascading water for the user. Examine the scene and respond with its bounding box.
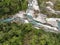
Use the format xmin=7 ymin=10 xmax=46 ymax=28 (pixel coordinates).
xmin=0 ymin=0 xmax=60 ymax=32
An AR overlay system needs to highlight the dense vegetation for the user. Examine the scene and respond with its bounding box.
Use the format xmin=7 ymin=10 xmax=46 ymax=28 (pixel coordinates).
xmin=54 ymin=0 xmax=60 ymax=11
xmin=0 ymin=22 xmax=60 ymax=45
xmin=0 ymin=0 xmax=28 ymax=18
xmin=38 ymin=0 xmax=60 ymax=18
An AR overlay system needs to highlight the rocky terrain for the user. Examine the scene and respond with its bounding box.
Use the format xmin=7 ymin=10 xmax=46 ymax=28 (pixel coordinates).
xmin=0 ymin=0 xmax=60 ymax=32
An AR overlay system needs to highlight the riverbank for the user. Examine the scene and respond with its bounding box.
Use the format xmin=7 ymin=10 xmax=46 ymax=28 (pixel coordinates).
xmin=0 ymin=0 xmax=60 ymax=32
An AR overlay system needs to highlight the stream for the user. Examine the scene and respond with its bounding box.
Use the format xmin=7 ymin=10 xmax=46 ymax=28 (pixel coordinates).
xmin=0 ymin=0 xmax=60 ymax=32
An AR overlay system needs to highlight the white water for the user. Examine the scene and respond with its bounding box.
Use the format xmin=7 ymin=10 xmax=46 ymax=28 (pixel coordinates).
xmin=26 ymin=0 xmax=59 ymax=31
xmin=0 ymin=0 xmax=60 ymax=32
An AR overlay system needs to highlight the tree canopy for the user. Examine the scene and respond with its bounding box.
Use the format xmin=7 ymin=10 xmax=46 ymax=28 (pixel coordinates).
xmin=0 ymin=22 xmax=60 ymax=45
xmin=0 ymin=0 xmax=28 ymax=16
xmin=38 ymin=0 xmax=60 ymax=18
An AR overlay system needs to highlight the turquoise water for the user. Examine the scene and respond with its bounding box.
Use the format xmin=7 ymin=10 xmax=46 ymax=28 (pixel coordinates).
xmin=0 ymin=14 xmax=41 ymax=26
xmin=58 ymin=21 xmax=60 ymax=30
xmin=0 ymin=18 xmax=14 ymax=23
xmin=26 ymin=14 xmax=42 ymax=25
xmin=30 ymin=20 xmax=38 ymax=24
xmin=26 ymin=15 xmax=33 ymax=19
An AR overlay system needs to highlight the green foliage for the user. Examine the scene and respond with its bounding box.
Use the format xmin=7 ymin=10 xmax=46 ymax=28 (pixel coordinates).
xmin=0 ymin=22 xmax=60 ymax=45
xmin=0 ymin=0 xmax=28 ymax=17
xmin=54 ymin=0 xmax=60 ymax=10
xmin=38 ymin=0 xmax=60 ymax=18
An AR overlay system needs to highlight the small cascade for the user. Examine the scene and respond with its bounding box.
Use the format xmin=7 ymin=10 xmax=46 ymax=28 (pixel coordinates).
xmin=0 ymin=0 xmax=60 ymax=32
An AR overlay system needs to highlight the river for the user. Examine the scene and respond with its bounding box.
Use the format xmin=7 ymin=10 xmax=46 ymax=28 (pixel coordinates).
xmin=0 ymin=0 xmax=60 ymax=32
